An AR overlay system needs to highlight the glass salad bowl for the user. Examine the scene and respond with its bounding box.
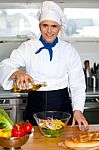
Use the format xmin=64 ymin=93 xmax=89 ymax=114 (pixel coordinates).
xmin=33 ymin=111 xmax=71 ymax=138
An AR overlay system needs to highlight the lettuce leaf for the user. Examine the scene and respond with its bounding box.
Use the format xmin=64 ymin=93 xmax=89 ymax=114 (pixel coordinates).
xmin=0 ymin=108 xmax=14 ymax=130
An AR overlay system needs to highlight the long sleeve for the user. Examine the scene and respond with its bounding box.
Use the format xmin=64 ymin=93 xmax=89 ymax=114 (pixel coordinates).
xmin=67 ymin=47 xmax=86 ymax=112
xmin=0 ymin=43 xmax=26 ymax=90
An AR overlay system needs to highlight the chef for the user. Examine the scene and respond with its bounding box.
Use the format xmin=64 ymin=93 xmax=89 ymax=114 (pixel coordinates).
xmin=0 ymin=1 xmax=89 ymax=130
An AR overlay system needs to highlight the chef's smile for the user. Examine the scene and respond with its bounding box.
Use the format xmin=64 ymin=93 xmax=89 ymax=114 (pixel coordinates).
xmin=39 ymin=20 xmax=61 ymax=43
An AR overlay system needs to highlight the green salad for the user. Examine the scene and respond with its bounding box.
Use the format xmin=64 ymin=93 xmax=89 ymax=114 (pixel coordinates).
xmin=39 ymin=118 xmax=65 ymax=137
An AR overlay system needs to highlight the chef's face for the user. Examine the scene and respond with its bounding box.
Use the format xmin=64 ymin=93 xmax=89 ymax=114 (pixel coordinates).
xmin=39 ymin=20 xmax=61 ymax=43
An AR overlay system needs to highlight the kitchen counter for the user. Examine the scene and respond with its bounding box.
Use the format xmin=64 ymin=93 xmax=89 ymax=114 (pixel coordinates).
xmin=0 ymin=87 xmax=28 ymax=99
xmin=86 ymin=87 xmax=99 ymax=97
xmin=0 ymin=87 xmax=99 ymax=99
xmin=0 ymin=125 xmax=99 ymax=150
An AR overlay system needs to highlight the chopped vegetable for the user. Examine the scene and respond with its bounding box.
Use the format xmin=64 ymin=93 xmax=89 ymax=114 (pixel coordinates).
xmin=0 ymin=108 xmax=14 ymax=130
xmin=42 ymin=128 xmax=63 ymax=137
xmin=39 ymin=117 xmax=65 ymax=137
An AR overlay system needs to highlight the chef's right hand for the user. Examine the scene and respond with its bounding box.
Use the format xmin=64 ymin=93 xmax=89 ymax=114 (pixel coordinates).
xmin=10 ymin=70 xmax=34 ymax=90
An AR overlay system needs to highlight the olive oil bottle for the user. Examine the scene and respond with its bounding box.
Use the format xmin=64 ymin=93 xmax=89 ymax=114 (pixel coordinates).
xmin=13 ymin=82 xmax=47 ymax=92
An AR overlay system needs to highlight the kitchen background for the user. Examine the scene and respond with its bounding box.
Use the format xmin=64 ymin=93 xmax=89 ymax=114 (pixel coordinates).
xmin=0 ymin=0 xmax=99 ymax=124
xmin=0 ymin=0 xmax=99 ymax=68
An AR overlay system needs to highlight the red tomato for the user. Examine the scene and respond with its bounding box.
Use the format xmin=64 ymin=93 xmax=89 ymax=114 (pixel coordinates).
xmin=12 ymin=123 xmax=25 ymax=137
xmin=24 ymin=121 xmax=32 ymax=133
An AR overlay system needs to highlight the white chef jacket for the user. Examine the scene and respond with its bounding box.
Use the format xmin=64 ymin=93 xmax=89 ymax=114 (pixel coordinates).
xmin=0 ymin=38 xmax=86 ymax=112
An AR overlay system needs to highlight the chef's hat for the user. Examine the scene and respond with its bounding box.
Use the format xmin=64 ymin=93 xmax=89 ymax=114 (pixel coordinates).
xmin=37 ymin=1 xmax=67 ymax=30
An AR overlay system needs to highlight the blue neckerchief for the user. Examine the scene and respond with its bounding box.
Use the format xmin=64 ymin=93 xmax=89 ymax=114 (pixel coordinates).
xmin=35 ymin=35 xmax=58 ymax=61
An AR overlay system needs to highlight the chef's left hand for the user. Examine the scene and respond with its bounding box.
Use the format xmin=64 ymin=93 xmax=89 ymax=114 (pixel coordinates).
xmin=72 ymin=110 xmax=89 ymax=131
